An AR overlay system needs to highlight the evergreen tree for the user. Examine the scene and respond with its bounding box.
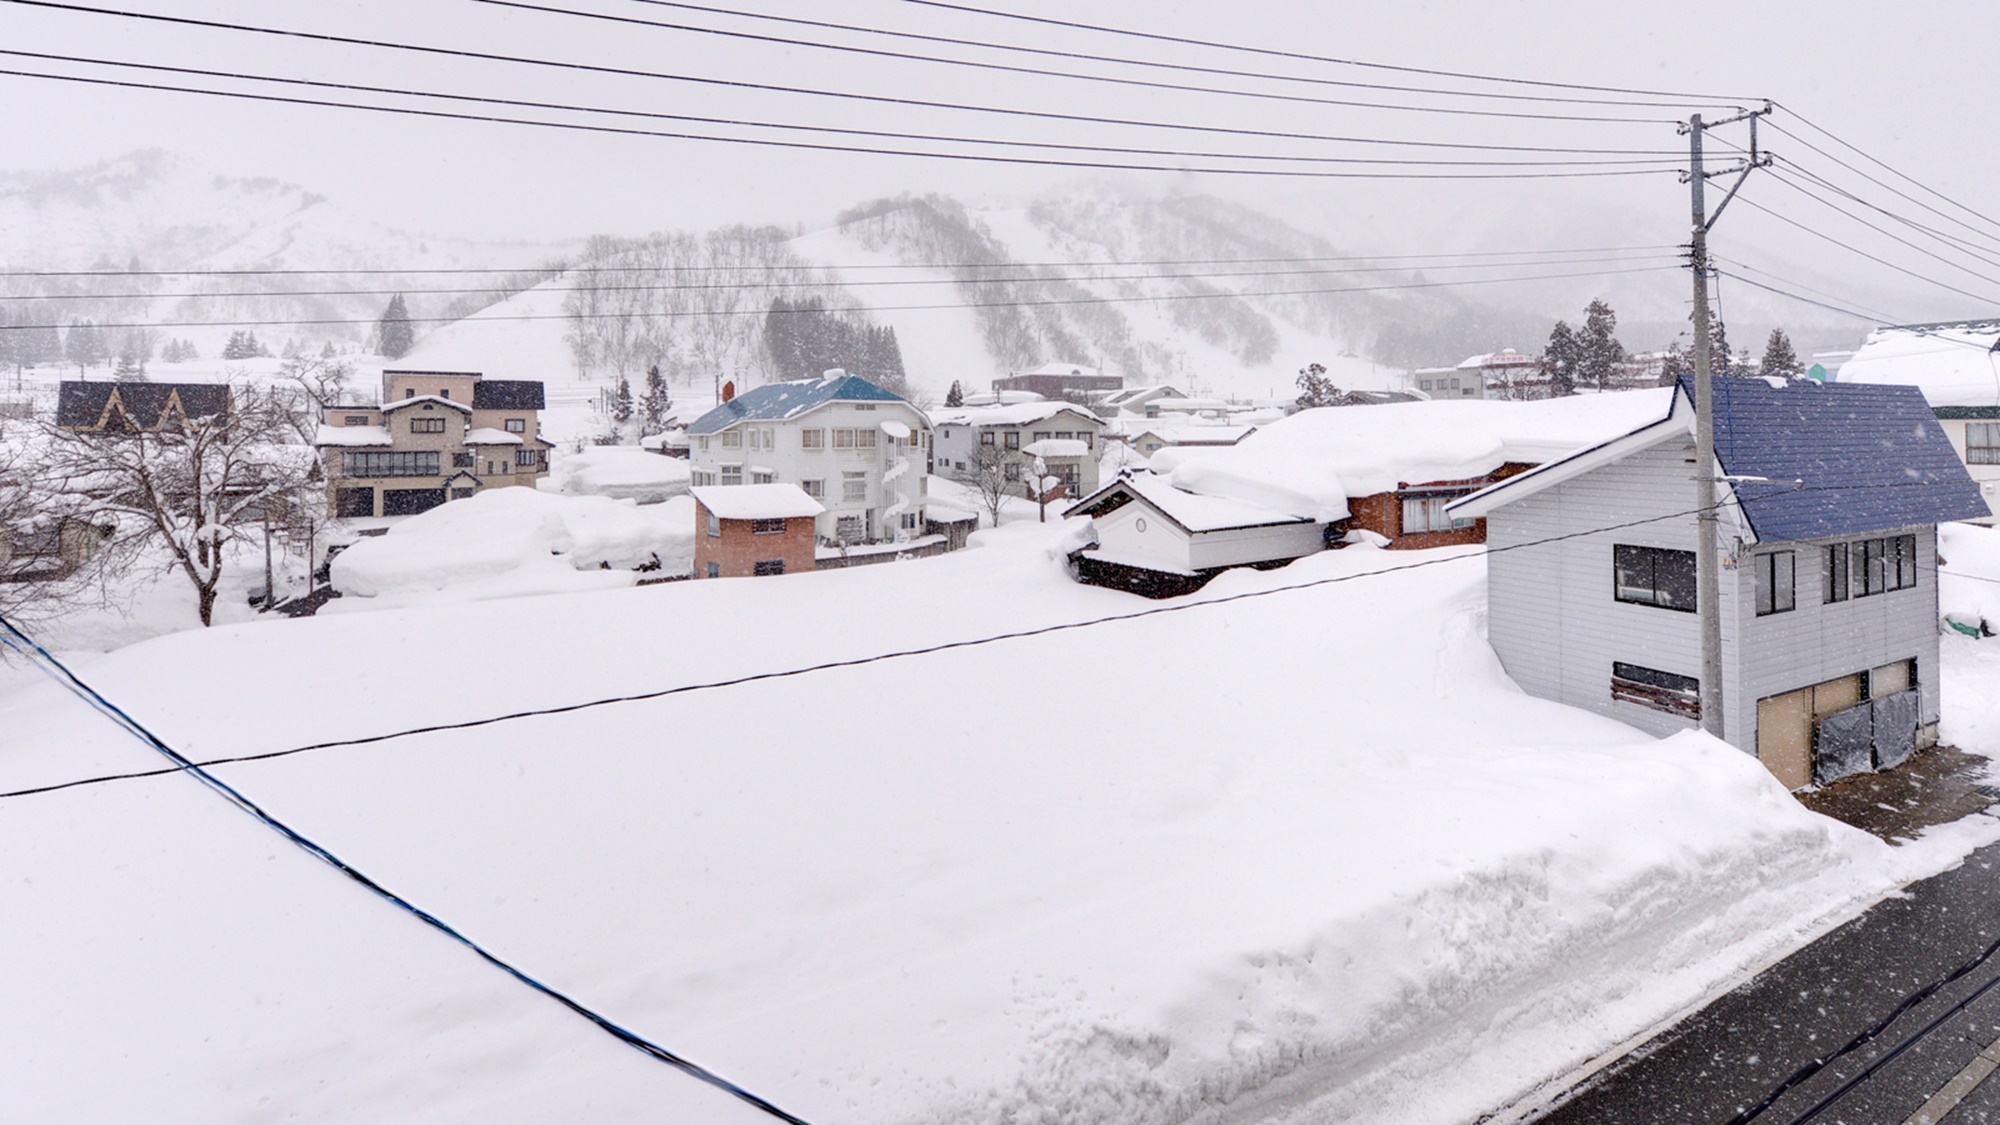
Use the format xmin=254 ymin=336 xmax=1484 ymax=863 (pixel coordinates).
xmin=0 ymin=312 xmax=16 ymax=373
xmin=1541 ymin=321 xmax=1581 ymax=397
xmin=1709 ymin=319 xmax=1734 ymax=377
xmin=26 ymin=311 xmax=63 ymax=367
xmin=65 ymin=320 xmax=110 ymax=372
xmin=612 ymin=375 xmax=634 ymax=425
xmin=1659 ymin=341 xmax=1693 ymax=384
xmin=1761 ymin=328 xmax=1804 ymax=380
xmin=1576 ymin=298 xmax=1625 ymax=390
xmin=1294 ymin=362 xmax=1343 ymax=409
xmin=113 ymin=348 xmax=146 ymax=382
xmin=945 ymin=380 xmax=964 ymax=408
xmin=641 ymin=363 xmax=672 ymax=434
xmin=376 ymin=293 xmax=414 ymax=359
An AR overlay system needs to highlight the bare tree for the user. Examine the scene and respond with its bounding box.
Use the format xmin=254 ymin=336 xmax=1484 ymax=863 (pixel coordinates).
xmin=967 ymin=444 xmax=1022 ymax=528
xmin=275 ymin=352 xmax=355 ymax=445
xmin=41 ymin=386 xmax=315 ymax=626
xmin=0 ymin=427 xmax=125 ymax=637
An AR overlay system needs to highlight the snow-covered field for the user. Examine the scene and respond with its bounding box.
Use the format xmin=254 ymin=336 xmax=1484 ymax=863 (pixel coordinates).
xmin=6 ymin=520 xmax=1997 ymax=1124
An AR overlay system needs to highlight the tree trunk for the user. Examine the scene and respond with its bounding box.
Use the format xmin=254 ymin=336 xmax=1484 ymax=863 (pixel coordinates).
xmin=196 ymin=585 xmax=216 ymax=627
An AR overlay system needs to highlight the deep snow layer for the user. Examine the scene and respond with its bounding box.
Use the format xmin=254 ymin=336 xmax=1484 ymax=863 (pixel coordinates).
xmin=2 ymin=524 xmax=1994 ymax=1125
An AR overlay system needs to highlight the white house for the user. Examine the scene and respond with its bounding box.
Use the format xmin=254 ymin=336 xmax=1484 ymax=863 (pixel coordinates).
xmin=1839 ymin=320 xmax=2000 ymax=523
xmin=1449 ymin=376 xmax=1989 ymax=790
xmin=930 ymin=401 xmax=1104 ymax=498
xmin=1064 ymin=471 xmax=1327 ymax=597
xmin=687 ymin=370 xmax=930 ymax=545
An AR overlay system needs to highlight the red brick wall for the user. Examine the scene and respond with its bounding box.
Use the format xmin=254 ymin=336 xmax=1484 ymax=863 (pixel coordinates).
xmin=693 ymin=502 xmax=818 ymax=578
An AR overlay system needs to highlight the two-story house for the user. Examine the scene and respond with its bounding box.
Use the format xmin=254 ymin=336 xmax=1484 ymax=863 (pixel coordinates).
xmin=686 ymin=370 xmax=930 ymax=545
xmin=315 ymin=369 xmax=551 ymax=517
xmin=1449 ymin=376 xmax=1990 ymax=790
xmin=930 ymin=401 xmax=1104 ymax=499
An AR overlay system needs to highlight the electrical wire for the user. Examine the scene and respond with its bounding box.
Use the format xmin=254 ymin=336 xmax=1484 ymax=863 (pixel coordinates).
xmin=0 ymin=263 xmax=1685 ymax=334
xmin=1706 ymin=256 xmax=1907 ymax=325
xmin=1772 ymin=106 xmax=2000 ymax=239
xmin=1759 ymin=168 xmax=2000 ymax=290
xmin=0 ymin=612 xmax=819 ymax=1125
xmin=475 ymin=0 xmax=1696 ymax=123
xmin=891 ymin=0 xmax=1765 ymax=104
xmin=1727 ymin=195 xmax=2000 ymax=309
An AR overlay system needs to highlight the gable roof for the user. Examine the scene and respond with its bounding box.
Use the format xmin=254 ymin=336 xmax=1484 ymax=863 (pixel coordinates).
xmin=380 ymin=395 xmax=471 ymax=414
xmin=1066 ymin=472 xmax=1313 ymax=534
xmin=688 ymin=373 xmax=911 ymax=435
xmin=57 ymin=382 xmax=232 ymax=429
xmin=1452 ymin=377 xmax=1990 ymax=540
xmin=928 ymin=402 xmax=1102 ymax=428
xmin=471 ymin=380 xmax=546 ymax=411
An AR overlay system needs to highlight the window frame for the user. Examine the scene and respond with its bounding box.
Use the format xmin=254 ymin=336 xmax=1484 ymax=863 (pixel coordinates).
xmin=504 ymin=418 xmax=526 ymax=434
xmin=800 ymin=478 xmax=824 ymax=499
xmin=751 ymin=518 xmax=788 ymax=535
xmin=801 ymin=428 xmax=825 ymax=451
xmin=1754 ymin=550 xmax=1796 ymax=616
xmin=1612 ymin=544 xmax=1698 ymax=612
xmin=753 ymin=559 xmax=787 ymax=576
xmin=841 ymin=471 xmax=868 ymax=503
xmin=1969 ymin=421 xmax=2000 ymax=465
xmin=1826 ymin=542 xmax=1849 ymax=603
xmin=408 ymin=416 xmax=447 ymax=435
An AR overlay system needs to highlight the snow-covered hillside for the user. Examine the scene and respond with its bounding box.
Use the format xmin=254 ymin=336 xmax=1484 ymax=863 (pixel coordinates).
xmin=4 ymin=526 xmax=1994 ymax=1124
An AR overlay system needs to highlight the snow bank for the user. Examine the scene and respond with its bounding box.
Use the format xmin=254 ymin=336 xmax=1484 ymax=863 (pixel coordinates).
xmin=3 ymin=531 xmax=1989 ymax=1124
xmin=1942 ymin=521 xmax=2000 ymax=634
xmin=1153 ymin=390 xmax=1671 ymax=517
xmin=329 ymin=487 xmax=692 ymax=598
xmin=543 ymin=444 xmax=693 ymax=504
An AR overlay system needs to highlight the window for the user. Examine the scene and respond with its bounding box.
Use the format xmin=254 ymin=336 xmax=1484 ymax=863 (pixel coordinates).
xmin=901 ymin=512 xmax=919 ymax=530
xmin=842 ymin=472 xmax=868 ymax=502
xmin=1055 ymin=431 xmax=1072 ymax=441
xmin=752 ymin=470 xmax=776 ymax=485
xmin=801 ymin=479 xmax=824 ymax=498
xmin=1004 ymin=461 xmax=1021 ymax=480
xmin=344 ymin=415 xmax=371 ymax=426
xmin=1614 ymin=544 xmax=1697 ymax=611
xmin=854 ymin=404 xmax=876 ymax=411
xmin=707 ymin=561 xmax=720 ymax=578
xmin=1401 ymin=494 xmax=1473 ymax=534
xmin=748 ymin=429 xmax=761 ymax=451
xmin=697 ymin=436 xmax=709 ymax=452
xmin=980 ymin=431 xmax=995 ymax=446
xmin=754 ymin=559 xmax=787 ymax=576
xmin=801 ymin=428 xmax=825 ymax=450
xmin=854 ymin=428 xmax=876 ymax=450
xmin=505 ymin=418 xmax=526 ymax=433
xmin=1004 ymin=432 xmax=1020 ymax=450
xmin=409 ymin=417 xmax=446 ymax=434
xmin=1079 ymin=432 xmax=1093 ymax=450
xmin=1851 ymin=534 xmax=1919 ymax=597
xmin=721 ymin=431 xmax=742 ymax=448
xmin=1755 ymin=550 xmax=1796 ymax=615
xmin=834 ymin=429 xmax=856 ymax=449
xmin=453 ymin=452 xmax=474 ymax=468
xmin=1420 ymin=380 xmax=1434 ymax=391
xmin=1826 ymin=542 xmax=1849 ymax=603
xmin=1033 ymin=431 xmax=1052 ymax=443
xmin=1449 ymin=378 xmax=1461 ymax=389
xmin=342 ymin=451 xmax=440 ymax=478
xmin=1610 ymin=662 xmax=1701 ymax=720
xmin=440 ymin=389 xmax=450 ymax=400
xmin=405 ymin=388 xmax=415 ymax=398
xmin=516 ymin=450 xmax=539 ymax=467
xmin=752 ymin=518 xmax=787 ymax=535
xmin=706 ymin=511 xmax=720 ymax=537
xmin=721 ymin=464 xmax=743 ymax=486
xmin=1970 ymin=422 xmax=2000 ymax=465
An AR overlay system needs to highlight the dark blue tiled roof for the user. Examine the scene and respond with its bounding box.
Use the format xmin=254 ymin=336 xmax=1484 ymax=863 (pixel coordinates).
xmin=1683 ymin=375 xmax=1990 ymax=541
xmin=687 ymin=373 xmax=907 ymax=435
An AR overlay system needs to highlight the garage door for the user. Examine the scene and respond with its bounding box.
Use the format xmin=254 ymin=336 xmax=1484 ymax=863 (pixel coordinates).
xmin=382 ymin=488 xmax=446 ymax=516
xmin=335 ymin=488 xmax=375 ymax=518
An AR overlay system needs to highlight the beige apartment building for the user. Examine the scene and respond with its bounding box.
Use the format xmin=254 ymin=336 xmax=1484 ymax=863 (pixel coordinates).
xmin=315 ymin=369 xmax=552 ymax=517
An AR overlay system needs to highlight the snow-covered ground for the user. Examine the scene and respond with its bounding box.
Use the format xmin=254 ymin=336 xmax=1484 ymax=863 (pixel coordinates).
xmin=6 ymin=520 xmax=1998 ymax=1124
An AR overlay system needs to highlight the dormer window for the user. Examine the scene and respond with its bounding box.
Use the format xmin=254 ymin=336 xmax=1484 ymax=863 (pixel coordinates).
xmin=405 ymin=389 xmax=415 ymax=398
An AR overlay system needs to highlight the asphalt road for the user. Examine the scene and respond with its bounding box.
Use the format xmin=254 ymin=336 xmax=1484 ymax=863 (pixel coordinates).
xmin=1534 ymin=839 xmax=2000 ymax=1125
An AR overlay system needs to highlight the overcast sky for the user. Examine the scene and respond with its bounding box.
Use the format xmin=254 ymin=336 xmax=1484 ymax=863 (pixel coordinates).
xmin=5 ymin=0 xmax=1996 ymax=325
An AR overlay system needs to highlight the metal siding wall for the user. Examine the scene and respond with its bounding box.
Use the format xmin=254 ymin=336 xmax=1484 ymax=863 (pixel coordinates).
xmin=1185 ymin=523 xmax=1323 ymax=569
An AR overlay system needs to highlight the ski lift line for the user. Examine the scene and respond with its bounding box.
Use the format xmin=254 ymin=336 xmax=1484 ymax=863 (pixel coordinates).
xmin=0 ymin=264 xmax=1684 ymax=333
xmin=1770 ymin=107 xmax=2000 ymax=239
xmin=0 ymin=0 xmax=1693 ymax=129
xmin=0 ymin=253 xmax=1684 ymax=303
xmin=0 ymin=245 xmax=1688 ymax=280
xmin=0 ymin=615 xmax=820 ymax=1125
xmin=0 ymin=65 xmax=1694 ymax=184
xmin=605 ymin=0 xmax=1738 ymax=112
xmin=0 ymin=47 xmax=1697 ymax=162
xmin=477 ymin=0 xmax=1707 ymax=123
xmin=1726 ymin=196 xmax=2000 ymax=310
xmin=890 ymin=0 xmax=1766 ymax=104
xmin=0 ymin=478 xmax=1969 ymax=806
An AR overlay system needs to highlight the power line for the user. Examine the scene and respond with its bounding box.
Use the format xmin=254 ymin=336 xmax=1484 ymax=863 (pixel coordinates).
xmin=0 ymin=252 xmax=1679 ymax=303
xmin=0 ymin=0 xmax=1694 ymax=129
xmin=0 ymin=613 xmax=818 ymax=1125
xmin=0 ymin=263 xmax=1684 ymax=333
xmin=1707 ymin=257 xmax=1907 ymax=325
xmin=0 ymin=49 xmax=1691 ymax=175
xmin=1773 ymin=106 xmax=2000 ymax=239
xmin=0 ymin=245 xmax=1686 ymax=280
xmin=476 ymin=0 xmax=1694 ymax=123
xmin=891 ymin=0 xmax=1765 ymax=103
xmin=1759 ymin=168 xmax=2000 ymax=288
xmin=1728 ymin=195 xmax=2000 ymax=309
xmin=607 ymin=0 xmax=1723 ymax=111
xmin=0 ymin=65 xmax=1688 ymax=182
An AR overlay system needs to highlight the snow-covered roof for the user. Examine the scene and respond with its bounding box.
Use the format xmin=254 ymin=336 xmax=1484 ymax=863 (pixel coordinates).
xmin=688 ymin=372 xmax=912 ymax=434
xmin=691 ymin=483 xmax=826 ymax=520
xmin=929 ymin=402 xmax=1102 ymax=427
xmin=1131 ymin=424 xmax=1256 ymax=446
xmin=1022 ymin=438 xmax=1090 ymax=459
xmin=1149 ymin=390 xmax=1672 ymax=522
xmin=1069 ymin=471 xmax=1314 ymax=534
xmin=1023 ymin=361 xmax=1099 ymax=378
xmin=1837 ymin=324 xmax=2000 ymax=408
xmin=1457 ymin=350 xmax=1536 ymax=370
xmin=464 ymin=428 xmax=523 ymax=445
xmin=380 ymin=395 xmax=471 ymax=414
xmin=314 ymin=424 xmax=393 ymax=447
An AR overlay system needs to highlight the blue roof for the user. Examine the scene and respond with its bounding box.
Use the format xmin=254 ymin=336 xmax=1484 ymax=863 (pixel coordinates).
xmin=1687 ymin=375 xmax=1990 ymax=541
xmin=687 ymin=373 xmax=908 ymax=435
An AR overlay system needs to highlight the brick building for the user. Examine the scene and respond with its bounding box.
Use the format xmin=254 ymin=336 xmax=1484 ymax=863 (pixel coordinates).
xmin=691 ymin=483 xmax=824 ymax=578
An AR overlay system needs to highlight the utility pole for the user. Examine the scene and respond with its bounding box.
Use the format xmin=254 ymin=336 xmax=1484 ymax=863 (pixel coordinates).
xmin=1683 ymin=104 xmax=1772 ymax=740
